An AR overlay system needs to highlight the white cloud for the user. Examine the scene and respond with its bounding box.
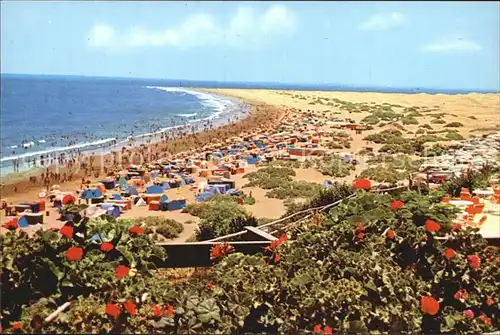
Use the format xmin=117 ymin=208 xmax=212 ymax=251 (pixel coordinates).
xmin=359 ymin=12 xmax=405 ymax=31
xmin=87 ymin=24 xmax=116 ymax=48
xmin=422 ymin=37 xmax=482 ymax=53
xmin=87 ymin=5 xmax=296 ymax=51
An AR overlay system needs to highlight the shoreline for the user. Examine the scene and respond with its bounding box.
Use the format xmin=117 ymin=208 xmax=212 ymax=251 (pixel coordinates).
xmin=0 ymin=93 xmax=286 ymax=199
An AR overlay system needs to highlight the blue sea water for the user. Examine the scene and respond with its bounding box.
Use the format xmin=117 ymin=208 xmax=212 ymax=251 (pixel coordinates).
xmin=0 ymin=74 xmax=248 ymax=175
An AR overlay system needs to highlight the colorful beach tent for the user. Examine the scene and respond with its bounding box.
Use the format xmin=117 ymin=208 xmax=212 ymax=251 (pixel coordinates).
xmin=18 ymin=216 xmax=29 ymax=228
xmin=118 ymin=176 xmax=127 ymax=189
xmin=160 ymin=195 xmax=169 ymax=203
xmin=196 ymin=192 xmax=214 ymax=202
xmin=92 ymin=189 xmax=103 ymax=198
xmin=323 ymin=180 xmax=334 ymax=188
xmin=129 ymin=186 xmax=139 ymax=196
xmin=146 ymin=185 xmax=164 ymax=194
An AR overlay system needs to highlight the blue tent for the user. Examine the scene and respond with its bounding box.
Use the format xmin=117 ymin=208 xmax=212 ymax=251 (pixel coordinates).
xmin=323 ymin=180 xmax=334 ymax=188
xmin=146 ymin=185 xmax=163 ymax=194
xmin=196 ymin=192 xmax=214 ymax=202
xmin=161 ymin=182 xmax=171 ymax=191
xmin=81 ymin=189 xmax=93 ymax=199
xmin=118 ymin=176 xmax=127 ymax=189
xmin=92 ymin=189 xmax=102 ymax=198
xmin=160 ymin=195 xmax=169 ymax=203
xmin=129 ymin=186 xmax=139 ymax=196
xmin=226 ymin=189 xmax=243 ymax=196
xmin=107 ymin=206 xmax=121 ymax=218
xmin=90 ymin=234 xmax=102 ymax=242
xmin=18 ymin=216 xmax=29 ymax=228
xmin=112 ymin=194 xmax=122 ymax=200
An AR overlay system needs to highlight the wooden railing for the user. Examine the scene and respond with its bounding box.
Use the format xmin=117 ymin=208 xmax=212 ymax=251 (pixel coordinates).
xmin=156 ymin=186 xmax=410 ymax=268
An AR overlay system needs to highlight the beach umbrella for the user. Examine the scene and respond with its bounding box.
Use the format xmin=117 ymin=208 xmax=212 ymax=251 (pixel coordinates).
xmin=62 ymin=194 xmax=76 ymax=205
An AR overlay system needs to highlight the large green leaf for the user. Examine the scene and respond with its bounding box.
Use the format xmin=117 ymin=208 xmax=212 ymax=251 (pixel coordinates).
xmin=41 ymin=257 xmax=64 ymax=280
xmin=196 ymin=298 xmax=221 ymax=323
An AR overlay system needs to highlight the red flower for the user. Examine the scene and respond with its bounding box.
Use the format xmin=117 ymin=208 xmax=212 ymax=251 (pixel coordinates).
xmin=323 ymin=326 xmax=333 ymax=335
xmin=115 ymin=265 xmax=130 ymax=279
xmin=355 ymin=221 xmax=366 ymax=231
xmin=454 ymin=289 xmax=468 ymax=301
xmin=391 ymin=200 xmax=405 ymax=211
xmin=105 ymin=303 xmax=121 ymax=318
xmin=100 ymin=242 xmax=114 ymax=252
xmin=425 ymin=219 xmax=440 ymax=233
xmin=210 ymin=243 xmax=235 ymax=261
xmin=313 ymin=324 xmax=322 ymax=333
xmin=59 ymin=225 xmax=74 ymax=239
xmin=444 ymin=248 xmax=456 ymax=260
xmin=207 ymin=282 xmax=215 ymax=290
xmin=12 ymin=322 xmax=22 ymax=329
xmin=165 ymin=304 xmax=175 ymax=318
xmin=274 ymin=253 xmax=281 ymax=262
xmin=479 ymin=315 xmax=492 ymax=325
xmin=123 ymin=299 xmax=137 ymax=315
xmin=128 ymin=225 xmax=144 ymax=236
xmin=3 ymin=218 xmax=19 ymax=231
xmin=467 ymin=254 xmax=481 ymax=269
xmin=353 ymin=178 xmax=371 ymax=190
xmin=486 ymin=297 xmax=494 ymax=306
xmin=463 ymin=309 xmax=474 ymax=319
xmin=452 ymin=223 xmax=462 ymax=232
xmin=421 ymin=296 xmax=440 ymax=316
xmin=66 ymin=247 xmax=83 ymax=262
xmin=152 ymin=303 xmax=162 ymax=317
xmin=386 ymin=229 xmax=396 ymax=240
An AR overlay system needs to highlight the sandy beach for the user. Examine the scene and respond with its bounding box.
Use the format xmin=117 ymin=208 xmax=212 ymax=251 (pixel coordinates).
xmin=2 ymin=88 xmax=499 ymax=239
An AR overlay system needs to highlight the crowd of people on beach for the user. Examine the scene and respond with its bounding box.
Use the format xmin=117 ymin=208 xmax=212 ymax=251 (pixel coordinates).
xmin=3 ymin=110 xmax=248 ymax=193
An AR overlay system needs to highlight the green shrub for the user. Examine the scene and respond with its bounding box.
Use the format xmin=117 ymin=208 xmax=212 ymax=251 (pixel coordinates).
xmin=445 ymin=131 xmax=465 ymax=141
xmin=244 ymin=196 xmax=256 ymax=205
xmin=184 ymin=195 xmax=257 ymax=241
xmin=361 ymin=115 xmax=380 ymax=125
xmin=445 ymin=122 xmax=463 ymax=128
xmin=420 ymin=124 xmax=432 ymax=130
xmin=416 ymin=129 xmax=425 ymax=134
xmin=469 ymin=115 xmax=477 ymax=120
xmin=431 ymin=118 xmax=446 ymax=124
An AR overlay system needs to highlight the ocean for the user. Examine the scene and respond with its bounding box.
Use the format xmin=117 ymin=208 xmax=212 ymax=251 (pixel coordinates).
xmin=0 ymin=75 xmax=249 ymax=175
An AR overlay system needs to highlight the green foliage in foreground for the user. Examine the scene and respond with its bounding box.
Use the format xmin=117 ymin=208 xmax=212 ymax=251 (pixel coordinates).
xmin=182 ymin=195 xmax=257 ymax=241
xmin=127 ymin=217 xmax=184 ymax=240
xmin=4 ymin=191 xmax=498 ymax=334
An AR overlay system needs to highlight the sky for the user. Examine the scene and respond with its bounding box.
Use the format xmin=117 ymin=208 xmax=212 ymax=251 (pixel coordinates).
xmin=1 ymin=1 xmax=499 ymax=91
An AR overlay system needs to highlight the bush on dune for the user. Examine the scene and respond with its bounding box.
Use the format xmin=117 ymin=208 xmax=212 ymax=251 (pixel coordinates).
xmin=183 ymin=195 xmax=257 ymax=241
xmin=128 ymin=216 xmax=184 ymax=240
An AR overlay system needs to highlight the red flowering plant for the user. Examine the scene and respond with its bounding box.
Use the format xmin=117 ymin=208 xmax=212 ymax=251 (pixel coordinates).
xmin=3 ymin=187 xmax=499 ymax=334
xmin=263 ymin=233 xmax=288 ymax=264
xmin=0 ymin=206 xmax=166 ymax=331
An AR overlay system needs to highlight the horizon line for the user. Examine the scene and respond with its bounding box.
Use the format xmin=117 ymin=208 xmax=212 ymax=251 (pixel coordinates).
xmin=1 ymin=72 xmax=499 ymax=94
